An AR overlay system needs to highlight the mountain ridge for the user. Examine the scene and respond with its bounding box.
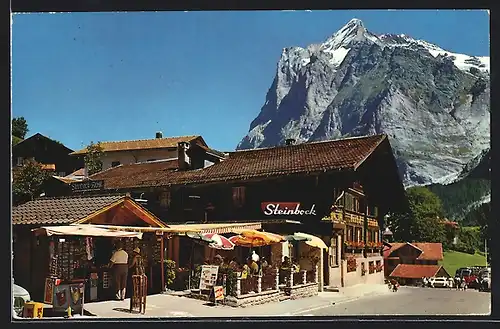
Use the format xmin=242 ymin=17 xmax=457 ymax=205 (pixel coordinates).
xmin=237 ymin=18 xmax=490 ymax=187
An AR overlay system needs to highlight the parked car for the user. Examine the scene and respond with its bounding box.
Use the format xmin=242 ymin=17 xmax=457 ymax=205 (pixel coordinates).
xmin=13 ymin=284 xmax=31 ymax=316
xmin=429 ymin=277 xmax=449 ymax=288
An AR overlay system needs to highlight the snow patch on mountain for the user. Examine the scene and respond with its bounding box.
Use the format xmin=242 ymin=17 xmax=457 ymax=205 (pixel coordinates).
xmin=237 ymin=18 xmax=490 ymax=186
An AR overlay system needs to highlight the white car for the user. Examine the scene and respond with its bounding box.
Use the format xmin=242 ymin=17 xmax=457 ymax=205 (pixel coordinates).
xmin=13 ymin=284 xmax=31 ymax=317
xmin=429 ymin=277 xmax=449 ymax=288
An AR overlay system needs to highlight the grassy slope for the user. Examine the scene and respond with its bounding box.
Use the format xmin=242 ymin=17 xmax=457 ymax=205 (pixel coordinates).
xmin=440 ymin=251 xmax=487 ymax=276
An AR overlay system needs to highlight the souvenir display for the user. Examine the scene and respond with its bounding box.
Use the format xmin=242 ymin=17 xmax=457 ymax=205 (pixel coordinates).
xmin=102 ymin=272 xmax=110 ymax=289
xmin=86 ymin=237 xmax=94 ymax=260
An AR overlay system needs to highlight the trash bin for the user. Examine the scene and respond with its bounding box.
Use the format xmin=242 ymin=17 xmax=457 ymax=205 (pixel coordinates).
xmin=23 ymin=302 xmax=44 ymax=318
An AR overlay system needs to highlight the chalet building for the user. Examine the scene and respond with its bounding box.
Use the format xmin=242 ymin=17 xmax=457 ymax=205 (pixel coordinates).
xmin=83 ymin=134 xmax=408 ymax=290
xmin=12 ymin=133 xmax=84 ymax=178
xmin=69 ymin=132 xmax=225 ymax=172
xmin=383 ymin=242 xmax=449 ymax=285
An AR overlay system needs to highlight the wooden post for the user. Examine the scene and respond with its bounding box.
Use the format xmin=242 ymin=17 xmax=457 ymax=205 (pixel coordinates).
xmin=257 ymin=274 xmax=262 ymax=293
xmin=302 ymin=270 xmax=307 ymax=284
xmin=363 ymin=205 xmax=368 ymax=258
xmin=236 ymin=277 xmax=241 ymax=297
xmin=160 ymin=235 xmax=165 ymax=292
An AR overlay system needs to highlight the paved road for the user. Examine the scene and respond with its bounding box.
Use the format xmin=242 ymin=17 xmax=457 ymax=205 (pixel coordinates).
xmin=297 ymin=287 xmax=491 ymax=316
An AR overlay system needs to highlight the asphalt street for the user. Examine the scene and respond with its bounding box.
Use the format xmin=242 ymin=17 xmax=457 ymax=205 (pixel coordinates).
xmin=299 ymin=286 xmax=491 ymax=316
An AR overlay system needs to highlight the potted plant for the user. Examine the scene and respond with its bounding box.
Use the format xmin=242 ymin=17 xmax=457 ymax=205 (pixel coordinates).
xmin=164 ymin=259 xmax=177 ymax=291
xmin=347 ymin=256 xmax=357 ymax=273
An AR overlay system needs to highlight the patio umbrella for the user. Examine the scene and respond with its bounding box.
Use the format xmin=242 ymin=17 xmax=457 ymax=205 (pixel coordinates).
xmin=294 ymin=232 xmax=328 ymax=249
xmin=284 ymin=234 xmax=311 ymax=242
xmin=203 ymin=233 xmax=235 ymax=251
xmin=229 ymin=235 xmax=268 ymax=248
xmin=186 ymin=232 xmax=214 ymax=244
xmin=236 ymin=230 xmax=285 ymax=244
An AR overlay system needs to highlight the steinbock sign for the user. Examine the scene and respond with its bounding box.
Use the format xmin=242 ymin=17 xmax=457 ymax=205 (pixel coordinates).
xmin=71 ymin=180 xmax=104 ymax=192
xmin=261 ymin=202 xmax=316 ymax=216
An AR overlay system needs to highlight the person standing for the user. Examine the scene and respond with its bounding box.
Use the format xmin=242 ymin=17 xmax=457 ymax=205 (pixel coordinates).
xmin=251 ymin=250 xmax=260 ymax=263
xmin=109 ymin=241 xmax=129 ymax=300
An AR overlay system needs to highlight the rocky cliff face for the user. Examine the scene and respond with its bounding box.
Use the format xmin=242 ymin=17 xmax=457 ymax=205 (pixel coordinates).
xmin=237 ymin=19 xmax=490 ymax=186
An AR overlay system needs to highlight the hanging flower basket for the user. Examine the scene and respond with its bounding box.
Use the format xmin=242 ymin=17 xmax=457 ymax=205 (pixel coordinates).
xmin=347 ymin=257 xmax=357 ymax=273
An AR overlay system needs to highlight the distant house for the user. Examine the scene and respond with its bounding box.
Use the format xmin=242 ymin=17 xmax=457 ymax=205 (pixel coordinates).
xmin=69 ymin=132 xmax=225 ymax=173
xmin=383 ymin=242 xmax=449 ymax=284
xmin=12 ymin=133 xmax=84 ymax=177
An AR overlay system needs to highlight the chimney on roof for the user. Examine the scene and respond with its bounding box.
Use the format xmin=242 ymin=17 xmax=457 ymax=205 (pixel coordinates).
xmin=177 ymin=141 xmax=191 ymax=170
xmin=155 ymin=131 xmax=163 ymax=139
xmin=285 ymin=138 xmax=296 ymax=146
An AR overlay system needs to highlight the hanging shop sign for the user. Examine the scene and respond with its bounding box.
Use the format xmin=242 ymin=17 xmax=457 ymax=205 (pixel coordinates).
xmin=199 ymin=265 xmax=219 ymax=291
xmin=71 ymin=180 xmax=104 ymax=192
xmin=213 ymin=285 xmax=224 ymax=301
xmin=261 ymin=202 xmax=316 ymax=216
xmin=52 ymin=282 xmax=84 ymax=313
xmin=43 ymin=278 xmax=55 ymax=304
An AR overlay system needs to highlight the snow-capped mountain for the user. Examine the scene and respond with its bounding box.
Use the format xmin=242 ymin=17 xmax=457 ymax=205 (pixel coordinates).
xmin=237 ymin=18 xmax=490 ymax=186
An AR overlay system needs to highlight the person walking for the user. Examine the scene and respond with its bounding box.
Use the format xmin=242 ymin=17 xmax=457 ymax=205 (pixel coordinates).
xmin=129 ymin=247 xmax=145 ymax=276
xmin=109 ymin=241 xmax=129 ymax=300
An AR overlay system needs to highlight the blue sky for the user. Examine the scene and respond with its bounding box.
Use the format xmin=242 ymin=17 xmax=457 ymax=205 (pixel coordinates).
xmin=12 ymin=10 xmax=489 ymax=152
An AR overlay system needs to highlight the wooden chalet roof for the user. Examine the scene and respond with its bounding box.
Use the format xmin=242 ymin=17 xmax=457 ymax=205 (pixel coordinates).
xmin=13 ymin=133 xmax=74 ymax=153
xmin=12 ymin=194 xmax=126 ymax=225
xmin=91 ymin=134 xmax=389 ymax=189
xmin=90 ymin=159 xmax=179 ymax=189
xmin=389 ymin=264 xmax=446 ymax=279
xmin=69 ymin=135 xmax=203 ymax=155
xmin=13 ymin=194 xmax=168 ymax=227
xmin=67 ymin=168 xmax=86 ymax=177
xmin=383 ymin=242 xmax=444 ymax=261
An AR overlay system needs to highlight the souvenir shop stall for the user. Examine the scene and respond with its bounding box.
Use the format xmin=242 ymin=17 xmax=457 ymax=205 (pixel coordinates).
xmin=33 ymin=225 xmax=148 ymax=311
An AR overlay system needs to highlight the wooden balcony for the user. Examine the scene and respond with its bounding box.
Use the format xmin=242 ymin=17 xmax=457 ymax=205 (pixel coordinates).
xmin=328 ymin=210 xmax=378 ymax=227
xmin=368 ymin=219 xmax=379 ymax=228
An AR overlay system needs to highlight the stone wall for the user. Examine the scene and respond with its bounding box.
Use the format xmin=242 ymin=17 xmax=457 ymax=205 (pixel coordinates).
xmin=225 ymin=290 xmax=282 ymax=308
xmin=284 ymin=282 xmax=319 ymax=300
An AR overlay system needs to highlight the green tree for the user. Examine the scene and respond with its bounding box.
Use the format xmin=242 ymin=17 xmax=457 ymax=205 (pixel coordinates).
xmin=388 ymin=187 xmax=446 ymax=243
xmin=12 ymin=117 xmax=29 ymax=139
xmin=12 ymin=135 xmax=23 ymax=147
xmin=84 ymin=141 xmax=104 ymax=175
xmin=12 ymin=159 xmax=52 ymax=202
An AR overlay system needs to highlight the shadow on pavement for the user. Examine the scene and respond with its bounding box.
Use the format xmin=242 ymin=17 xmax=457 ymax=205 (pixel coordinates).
xmin=112 ymin=308 xmax=143 ymax=315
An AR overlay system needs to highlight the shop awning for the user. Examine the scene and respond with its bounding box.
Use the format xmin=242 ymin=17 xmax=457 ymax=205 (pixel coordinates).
xmin=32 ymin=225 xmax=144 ymax=239
xmin=70 ymin=224 xmax=203 ymax=234
xmin=167 ymin=222 xmax=262 ymax=234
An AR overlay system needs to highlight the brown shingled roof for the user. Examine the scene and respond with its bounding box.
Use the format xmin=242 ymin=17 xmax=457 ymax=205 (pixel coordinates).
xmin=383 ymin=242 xmax=444 ymax=261
xmin=91 ymin=134 xmax=388 ymax=189
xmin=12 ymin=194 xmax=126 ymax=225
xmin=389 ymin=264 xmax=444 ymax=279
xmin=69 ymin=135 xmax=201 ymax=155
xmin=66 ymin=168 xmax=86 ymax=177
xmin=90 ymin=159 xmax=179 ymax=189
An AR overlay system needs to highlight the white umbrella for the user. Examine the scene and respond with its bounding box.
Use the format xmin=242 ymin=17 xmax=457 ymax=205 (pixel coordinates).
xmin=294 ymin=232 xmax=329 ymax=249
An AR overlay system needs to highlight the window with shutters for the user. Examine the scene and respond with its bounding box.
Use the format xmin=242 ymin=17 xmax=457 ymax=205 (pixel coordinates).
xmin=159 ymin=191 xmax=171 ymax=208
xmin=330 ymin=236 xmax=339 ymax=267
xmin=232 ymin=187 xmax=246 ymax=208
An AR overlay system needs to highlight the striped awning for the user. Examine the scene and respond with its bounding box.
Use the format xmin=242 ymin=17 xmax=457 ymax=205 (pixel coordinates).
xmin=168 ymin=222 xmax=262 ymax=234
